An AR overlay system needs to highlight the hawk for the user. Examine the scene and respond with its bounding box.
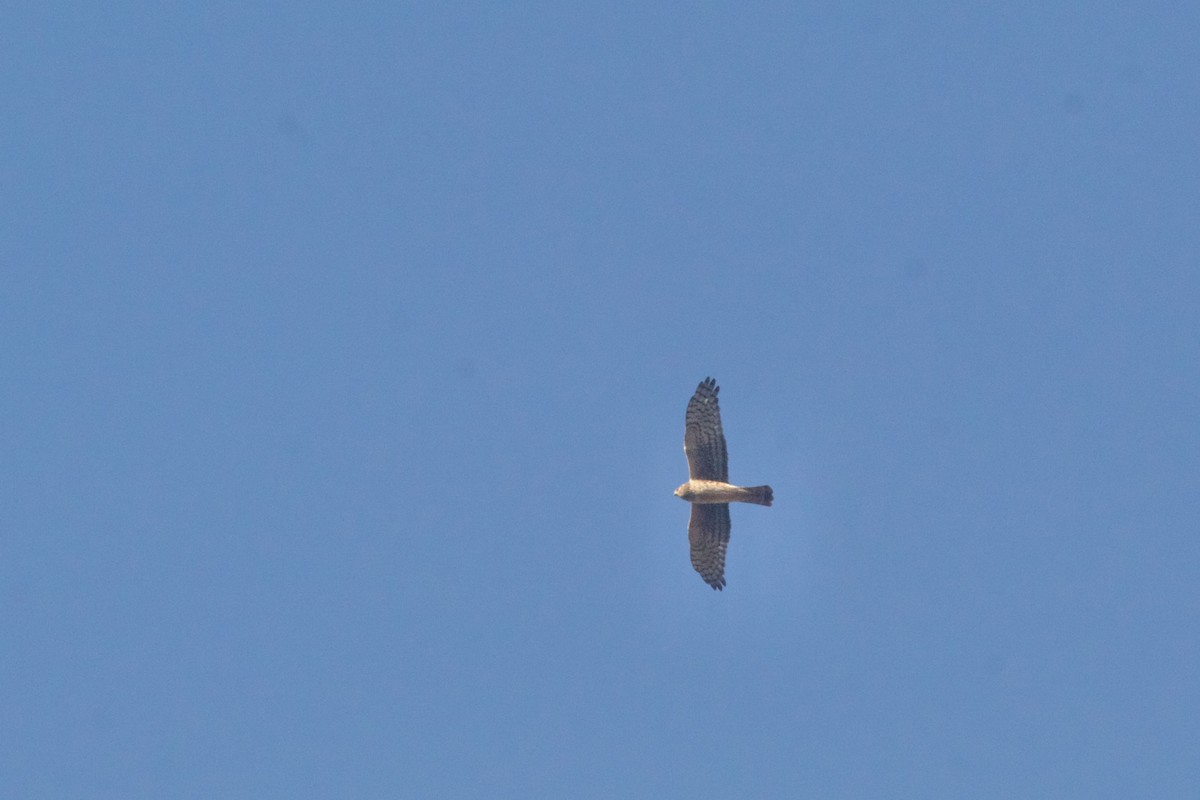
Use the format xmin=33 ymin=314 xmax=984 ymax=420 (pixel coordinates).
xmin=675 ymin=377 xmax=773 ymax=590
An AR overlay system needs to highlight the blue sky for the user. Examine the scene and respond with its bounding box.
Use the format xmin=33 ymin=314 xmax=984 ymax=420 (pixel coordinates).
xmin=4 ymin=3 xmax=1199 ymax=797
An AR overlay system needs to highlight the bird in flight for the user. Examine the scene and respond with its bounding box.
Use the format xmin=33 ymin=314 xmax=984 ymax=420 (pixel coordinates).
xmin=675 ymin=377 xmax=773 ymax=590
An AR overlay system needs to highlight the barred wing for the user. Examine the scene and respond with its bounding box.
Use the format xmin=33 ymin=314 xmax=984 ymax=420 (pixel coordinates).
xmin=689 ymin=503 xmax=731 ymax=590
xmin=684 ymin=377 xmax=728 ymax=481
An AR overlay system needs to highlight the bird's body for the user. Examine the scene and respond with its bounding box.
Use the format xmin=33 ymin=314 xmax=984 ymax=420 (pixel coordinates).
xmin=676 ymin=377 xmax=774 ymax=589
xmin=675 ymin=479 xmax=773 ymax=506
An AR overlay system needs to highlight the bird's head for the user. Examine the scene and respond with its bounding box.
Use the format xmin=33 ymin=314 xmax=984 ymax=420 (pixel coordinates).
xmin=674 ymin=482 xmax=694 ymax=500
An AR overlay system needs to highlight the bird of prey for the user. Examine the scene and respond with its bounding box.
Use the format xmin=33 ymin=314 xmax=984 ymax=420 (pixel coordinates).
xmin=674 ymin=377 xmax=773 ymax=590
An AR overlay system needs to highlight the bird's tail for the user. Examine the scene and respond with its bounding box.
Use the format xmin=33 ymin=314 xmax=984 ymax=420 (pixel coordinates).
xmin=741 ymin=485 xmax=773 ymax=506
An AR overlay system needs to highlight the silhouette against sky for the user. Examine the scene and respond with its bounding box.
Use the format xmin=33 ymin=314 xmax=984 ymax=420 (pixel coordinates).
xmin=4 ymin=4 xmax=1198 ymax=797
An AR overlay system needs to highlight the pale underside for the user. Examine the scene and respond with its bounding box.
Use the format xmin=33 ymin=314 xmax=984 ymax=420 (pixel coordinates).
xmin=676 ymin=479 xmax=767 ymax=504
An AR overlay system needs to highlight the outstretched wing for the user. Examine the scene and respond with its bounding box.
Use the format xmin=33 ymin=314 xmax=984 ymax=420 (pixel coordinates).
xmin=684 ymin=377 xmax=728 ymax=481
xmin=689 ymin=503 xmax=731 ymax=590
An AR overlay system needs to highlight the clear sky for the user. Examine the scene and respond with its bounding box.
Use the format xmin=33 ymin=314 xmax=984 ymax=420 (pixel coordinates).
xmin=4 ymin=4 xmax=1198 ymax=797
